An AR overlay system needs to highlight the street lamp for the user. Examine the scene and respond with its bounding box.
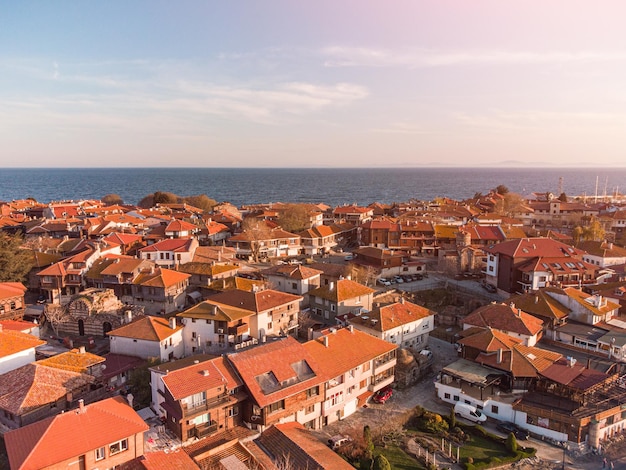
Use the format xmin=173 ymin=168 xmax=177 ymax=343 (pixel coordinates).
xmin=562 ymin=442 xmax=568 ymax=470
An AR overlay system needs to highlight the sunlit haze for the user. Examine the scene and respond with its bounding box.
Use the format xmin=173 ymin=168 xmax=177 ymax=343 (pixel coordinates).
xmin=2 ymin=1 xmax=626 ymax=168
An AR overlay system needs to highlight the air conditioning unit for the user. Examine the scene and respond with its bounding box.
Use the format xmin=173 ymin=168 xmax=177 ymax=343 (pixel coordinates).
xmin=217 ymin=329 xmax=224 ymax=334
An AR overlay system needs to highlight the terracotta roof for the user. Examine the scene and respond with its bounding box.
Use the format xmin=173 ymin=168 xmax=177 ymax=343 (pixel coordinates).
xmin=37 ymin=348 xmax=105 ymax=373
xmin=260 ymin=264 xmax=323 ymax=280
xmin=349 ymin=300 xmax=435 ymax=332
xmin=100 ymin=258 xmax=148 ymax=276
xmin=540 ymin=357 xmax=609 ymax=389
xmin=0 ymin=282 xmax=27 ymax=299
xmin=333 ymin=205 xmax=372 ymax=215
xmin=0 ymin=330 xmax=46 ymax=358
xmin=0 ymin=320 xmax=38 ymax=333
xmin=177 ymin=262 xmax=238 ymax=276
xmin=206 ymin=289 xmax=302 ymax=314
xmin=458 ymin=327 xmax=522 ymax=351
xmin=138 ymin=238 xmax=196 ymax=253
xmin=178 ymin=301 xmax=252 ymax=323
xmin=464 ymin=303 xmax=544 ymax=337
xmin=162 ymin=356 xmax=242 ymax=401
xmin=306 ymin=279 xmax=375 ymax=302
xmin=140 ymin=449 xmax=199 ymax=470
xmin=505 ymin=290 xmax=570 ymax=322
xmin=560 ymin=287 xmax=620 ymax=316
xmin=165 ymin=219 xmax=199 ymax=232
xmin=101 ymin=353 xmax=146 ymax=381
xmin=133 ymin=267 xmax=190 ymax=288
xmin=254 ymin=422 xmax=354 ymax=470
xmin=5 ymin=396 xmax=148 ymax=470
xmin=484 ymin=237 xmax=585 ymax=258
xmin=107 ymin=315 xmax=182 ymax=341
xmin=0 ymin=363 xmax=94 ymax=415
xmin=304 ymin=327 xmax=396 ymax=383
xmin=228 ymin=337 xmax=323 ymax=408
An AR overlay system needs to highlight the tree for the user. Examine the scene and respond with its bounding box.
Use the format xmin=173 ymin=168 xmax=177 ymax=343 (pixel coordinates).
xmin=153 ymin=191 xmax=179 ymax=205
xmin=183 ymin=194 xmax=217 ymax=213
xmin=506 ymin=432 xmax=518 ymax=454
xmin=126 ymin=358 xmax=161 ymax=409
xmin=494 ymin=192 xmax=525 ymax=217
xmin=0 ymin=232 xmax=33 ymax=283
xmin=558 ymin=192 xmax=568 ymax=202
xmin=101 ymin=194 xmax=123 ymax=205
xmin=449 ymin=406 xmax=456 ymax=429
xmin=44 ymin=304 xmax=69 ymax=337
xmin=363 ymin=425 xmax=374 ymax=460
xmin=372 ymin=454 xmax=391 ymax=470
xmin=241 ymin=218 xmax=273 ymax=263
xmin=277 ymin=204 xmax=311 ymax=233
xmin=495 ymin=184 xmax=509 ymax=195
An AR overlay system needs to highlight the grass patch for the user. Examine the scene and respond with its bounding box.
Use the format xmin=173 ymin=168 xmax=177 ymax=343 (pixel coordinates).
xmin=458 ymin=434 xmax=507 ymax=464
xmin=374 ymin=445 xmax=427 ymax=470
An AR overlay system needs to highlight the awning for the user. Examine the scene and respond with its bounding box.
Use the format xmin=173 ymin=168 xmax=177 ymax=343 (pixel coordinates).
xmin=357 ymin=390 xmax=373 ymax=407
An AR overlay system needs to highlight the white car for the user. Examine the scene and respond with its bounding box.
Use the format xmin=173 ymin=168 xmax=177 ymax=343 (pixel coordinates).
xmin=377 ymin=278 xmax=391 ymax=286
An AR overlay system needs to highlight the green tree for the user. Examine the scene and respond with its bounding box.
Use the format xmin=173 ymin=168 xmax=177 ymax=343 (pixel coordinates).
xmin=277 ymin=204 xmax=311 ymax=233
xmin=372 ymin=454 xmax=391 ymax=470
xmin=126 ymin=358 xmax=161 ymax=408
xmin=506 ymin=432 xmax=518 ymax=454
xmin=558 ymin=192 xmax=568 ymax=202
xmin=0 ymin=232 xmax=33 ymax=282
xmin=101 ymin=194 xmax=124 ymax=205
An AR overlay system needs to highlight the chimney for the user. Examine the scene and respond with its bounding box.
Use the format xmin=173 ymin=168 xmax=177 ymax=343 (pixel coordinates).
xmin=126 ymin=393 xmax=134 ymax=408
xmin=322 ymin=336 xmax=329 ymax=347
xmin=78 ymin=346 xmax=86 ymax=354
xmin=517 ymin=308 xmax=522 ymax=318
xmin=497 ymin=348 xmax=503 ymax=364
xmin=347 ymin=324 xmax=354 ymax=333
xmin=534 ymin=295 xmax=539 ymax=304
xmin=78 ymin=399 xmax=85 ymax=414
xmin=201 ymin=370 xmax=210 ymax=376
xmin=509 ymin=302 xmax=515 ymax=310
xmin=169 ymin=317 xmax=176 ymax=329
xmin=125 ymin=310 xmax=133 ymax=323
xmin=329 ymin=281 xmax=335 ymax=291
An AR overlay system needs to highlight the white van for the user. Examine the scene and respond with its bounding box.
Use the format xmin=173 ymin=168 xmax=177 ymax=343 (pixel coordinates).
xmin=454 ymin=403 xmax=487 ymax=423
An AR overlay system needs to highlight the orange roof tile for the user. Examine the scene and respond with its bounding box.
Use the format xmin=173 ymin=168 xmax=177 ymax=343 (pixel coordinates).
xmin=162 ymin=356 xmax=242 ymax=401
xmin=107 ymin=315 xmax=182 ymax=341
xmin=304 ymin=327 xmax=396 ymax=382
xmin=306 ymin=279 xmax=375 ymax=302
xmin=0 ymin=282 xmax=27 ymax=299
xmin=5 ymin=396 xmax=148 ymax=470
xmin=464 ymin=303 xmax=544 ymax=337
xmin=207 ymin=289 xmax=302 ymax=313
xmin=0 ymin=330 xmax=45 ymax=358
xmin=37 ymin=348 xmax=105 ymax=373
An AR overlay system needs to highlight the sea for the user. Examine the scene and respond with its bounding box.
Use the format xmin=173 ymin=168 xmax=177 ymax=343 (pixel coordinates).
xmin=0 ymin=167 xmax=625 ymax=208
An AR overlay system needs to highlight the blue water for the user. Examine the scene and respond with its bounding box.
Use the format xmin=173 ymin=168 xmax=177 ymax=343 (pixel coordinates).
xmin=0 ymin=167 xmax=624 ymax=207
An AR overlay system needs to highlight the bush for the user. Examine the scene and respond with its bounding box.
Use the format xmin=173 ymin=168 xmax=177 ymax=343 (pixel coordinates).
xmin=506 ymin=433 xmax=518 ymax=454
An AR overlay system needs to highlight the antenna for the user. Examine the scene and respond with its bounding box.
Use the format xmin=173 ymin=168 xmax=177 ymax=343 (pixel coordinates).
xmin=558 ymin=176 xmax=563 ymax=197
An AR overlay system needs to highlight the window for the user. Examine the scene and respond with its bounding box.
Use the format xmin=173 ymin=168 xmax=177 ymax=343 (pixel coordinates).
xmin=453 ymin=395 xmax=459 ymax=401
xmin=109 ymin=438 xmax=128 ymax=455
xmin=267 ymin=322 xmax=273 ymax=330
xmin=488 ymin=266 xmax=494 ymax=272
xmin=228 ymin=405 xmax=239 ymax=417
xmin=362 ymin=362 xmax=371 ymax=372
xmin=306 ymin=404 xmax=315 ymax=414
xmin=306 ymin=386 xmax=319 ymax=398
xmin=268 ymin=400 xmax=285 ymax=414
xmin=491 ymin=405 xmax=499 ymax=414
xmin=95 ymin=447 xmax=105 ymax=461
xmin=444 ymin=393 xmax=450 ymax=400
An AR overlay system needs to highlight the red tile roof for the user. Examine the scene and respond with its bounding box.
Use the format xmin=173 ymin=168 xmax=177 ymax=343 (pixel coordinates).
xmin=304 ymin=327 xmax=396 ymax=382
xmin=306 ymin=279 xmax=375 ymax=302
xmin=140 ymin=449 xmax=199 ymax=470
xmin=162 ymin=356 xmax=242 ymax=401
xmin=5 ymin=396 xmax=148 ymax=470
xmin=0 ymin=282 xmax=27 ymax=299
xmin=228 ymin=337 xmax=323 ymax=408
xmin=0 ymin=330 xmax=45 ymax=359
xmin=0 ymin=363 xmax=94 ymax=415
xmin=207 ymin=289 xmax=302 ymax=313
xmin=464 ymin=303 xmax=544 ymax=337
xmin=133 ymin=267 xmax=190 ymax=288
xmin=107 ymin=315 xmax=182 ymax=341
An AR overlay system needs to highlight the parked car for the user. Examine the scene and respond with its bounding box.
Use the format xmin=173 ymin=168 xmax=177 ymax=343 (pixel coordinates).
xmin=377 ymin=278 xmax=392 ymax=286
xmin=344 ymin=254 xmax=354 ymax=261
xmin=401 ymin=274 xmax=413 ymax=283
xmin=328 ymin=435 xmax=352 ymax=450
xmin=482 ymin=282 xmax=497 ymax=293
xmin=413 ymin=273 xmax=423 ymax=281
xmin=393 ymin=275 xmax=404 ymax=283
xmin=454 ymin=403 xmax=487 ymax=423
xmin=496 ymin=422 xmax=530 ymax=440
xmin=373 ymin=386 xmax=393 ymax=404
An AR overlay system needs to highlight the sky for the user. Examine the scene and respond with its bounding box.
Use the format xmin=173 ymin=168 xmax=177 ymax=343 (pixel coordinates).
xmin=2 ymin=1 xmax=626 ymax=168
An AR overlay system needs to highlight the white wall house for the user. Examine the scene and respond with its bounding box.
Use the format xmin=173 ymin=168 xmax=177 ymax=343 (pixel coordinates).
xmin=0 ymin=330 xmax=45 ymax=375
xmin=108 ymin=316 xmax=184 ymax=362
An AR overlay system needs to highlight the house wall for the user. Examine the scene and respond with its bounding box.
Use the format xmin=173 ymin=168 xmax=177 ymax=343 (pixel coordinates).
xmin=109 ymin=336 xmax=162 ymax=360
xmin=41 ymin=431 xmax=145 ymax=470
xmin=0 ymin=348 xmax=37 ymax=375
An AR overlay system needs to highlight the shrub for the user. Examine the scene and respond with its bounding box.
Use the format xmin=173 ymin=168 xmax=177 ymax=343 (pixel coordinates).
xmin=506 ymin=433 xmax=518 ymax=454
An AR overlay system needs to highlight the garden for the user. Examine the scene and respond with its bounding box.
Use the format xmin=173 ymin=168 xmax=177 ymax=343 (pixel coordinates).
xmin=336 ymin=405 xmax=536 ymax=470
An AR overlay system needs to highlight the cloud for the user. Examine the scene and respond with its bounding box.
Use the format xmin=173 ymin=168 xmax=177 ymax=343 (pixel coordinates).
xmin=322 ymin=46 xmax=626 ymax=68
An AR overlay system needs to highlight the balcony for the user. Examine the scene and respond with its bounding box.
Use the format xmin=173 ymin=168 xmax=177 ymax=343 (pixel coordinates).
xmin=191 ymin=420 xmax=218 ymax=438
xmin=183 ymin=395 xmax=231 ymax=416
xmin=228 ymin=323 xmax=249 ymax=336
